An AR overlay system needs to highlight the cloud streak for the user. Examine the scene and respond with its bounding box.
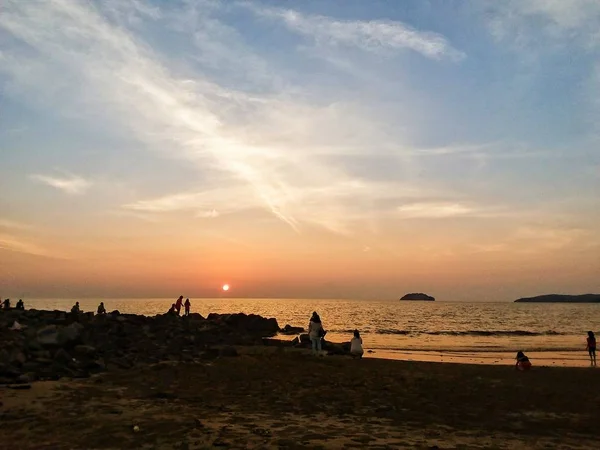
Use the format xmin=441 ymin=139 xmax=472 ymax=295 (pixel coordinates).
xmin=30 ymin=173 xmax=91 ymax=195
xmin=243 ymin=3 xmax=465 ymax=61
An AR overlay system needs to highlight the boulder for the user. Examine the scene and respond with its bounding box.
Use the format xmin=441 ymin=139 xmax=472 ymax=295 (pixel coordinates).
xmin=61 ymin=322 xmax=84 ymax=345
xmin=399 ymin=293 xmax=435 ymax=301
xmin=219 ymin=346 xmax=238 ymax=357
xmin=73 ymin=345 xmax=97 ymax=359
xmin=36 ymin=325 xmax=60 ymax=346
xmin=280 ymin=324 xmax=305 ymax=335
xmin=54 ymin=349 xmax=72 ymax=365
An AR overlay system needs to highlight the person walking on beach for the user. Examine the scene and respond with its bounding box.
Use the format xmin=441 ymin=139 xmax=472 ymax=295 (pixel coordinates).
xmin=515 ymin=351 xmax=532 ymax=371
xmin=184 ymin=298 xmax=191 ymax=316
xmin=308 ymin=311 xmax=324 ymax=356
xmin=350 ymin=329 xmax=364 ymax=359
xmin=175 ymin=296 xmax=184 ymax=315
xmin=97 ymin=302 xmax=106 ymax=315
xmin=586 ymin=331 xmax=596 ymax=366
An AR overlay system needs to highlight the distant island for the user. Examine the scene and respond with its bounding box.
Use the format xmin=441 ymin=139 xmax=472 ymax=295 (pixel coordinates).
xmin=514 ymin=294 xmax=600 ymax=303
xmin=400 ymin=293 xmax=435 ymax=301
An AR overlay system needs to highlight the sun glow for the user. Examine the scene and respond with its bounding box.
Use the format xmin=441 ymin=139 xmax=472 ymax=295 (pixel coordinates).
xmin=222 ymin=284 xmax=230 ymax=291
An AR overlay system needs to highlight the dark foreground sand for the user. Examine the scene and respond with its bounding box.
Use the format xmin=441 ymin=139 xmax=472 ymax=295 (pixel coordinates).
xmin=1 ymin=348 xmax=599 ymax=449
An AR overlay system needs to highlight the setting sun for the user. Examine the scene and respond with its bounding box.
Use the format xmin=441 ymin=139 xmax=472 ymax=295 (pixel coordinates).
xmin=222 ymin=284 xmax=230 ymax=291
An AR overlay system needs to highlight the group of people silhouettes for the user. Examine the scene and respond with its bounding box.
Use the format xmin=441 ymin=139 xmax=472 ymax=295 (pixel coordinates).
xmin=168 ymin=296 xmax=191 ymax=316
xmin=515 ymin=331 xmax=596 ymax=370
xmin=308 ymin=311 xmax=364 ymax=358
xmin=2 ymin=298 xmax=24 ymax=310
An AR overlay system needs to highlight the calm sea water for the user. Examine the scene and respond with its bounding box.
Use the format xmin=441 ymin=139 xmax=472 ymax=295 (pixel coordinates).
xmin=23 ymin=298 xmax=600 ymax=367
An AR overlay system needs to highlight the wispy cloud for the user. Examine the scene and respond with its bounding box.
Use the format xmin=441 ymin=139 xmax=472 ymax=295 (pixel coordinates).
xmin=0 ymin=233 xmax=50 ymax=257
xmin=30 ymin=173 xmax=91 ymax=195
xmin=243 ymin=3 xmax=465 ymax=61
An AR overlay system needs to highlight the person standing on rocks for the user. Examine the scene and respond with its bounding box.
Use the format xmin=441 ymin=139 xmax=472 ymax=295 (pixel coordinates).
xmin=184 ymin=298 xmax=191 ymax=316
xmin=3 ymin=298 xmax=10 ymax=310
xmin=175 ymin=296 xmax=184 ymax=315
xmin=97 ymin=302 xmax=106 ymax=315
xmin=308 ymin=311 xmax=324 ymax=356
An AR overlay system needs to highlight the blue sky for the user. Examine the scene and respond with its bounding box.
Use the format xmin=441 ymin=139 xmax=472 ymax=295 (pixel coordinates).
xmin=0 ymin=0 xmax=599 ymax=299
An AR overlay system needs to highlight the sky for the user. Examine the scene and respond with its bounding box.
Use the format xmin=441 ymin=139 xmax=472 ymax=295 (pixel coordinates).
xmin=1 ymin=0 xmax=599 ymax=301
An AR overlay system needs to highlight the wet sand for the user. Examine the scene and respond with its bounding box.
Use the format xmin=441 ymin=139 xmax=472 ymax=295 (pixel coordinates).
xmin=370 ymin=350 xmax=596 ymax=367
xmin=1 ymin=347 xmax=599 ymax=449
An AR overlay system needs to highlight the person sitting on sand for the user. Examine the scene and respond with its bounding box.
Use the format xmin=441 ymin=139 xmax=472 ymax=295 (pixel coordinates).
xmin=3 ymin=298 xmax=10 ymax=310
xmin=350 ymin=330 xmax=364 ymax=359
xmin=175 ymin=296 xmax=184 ymax=315
xmin=515 ymin=351 xmax=532 ymax=371
xmin=308 ymin=311 xmax=324 ymax=355
xmin=184 ymin=298 xmax=191 ymax=316
xmin=586 ymin=331 xmax=596 ymax=366
xmin=16 ymin=299 xmax=24 ymax=310
xmin=97 ymin=302 xmax=106 ymax=315
xmin=71 ymin=301 xmax=80 ymax=314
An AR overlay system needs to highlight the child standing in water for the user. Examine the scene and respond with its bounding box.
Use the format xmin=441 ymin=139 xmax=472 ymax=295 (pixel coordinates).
xmin=515 ymin=351 xmax=532 ymax=371
xmin=350 ymin=330 xmax=364 ymax=359
xmin=586 ymin=331 xmax=596 ymax=366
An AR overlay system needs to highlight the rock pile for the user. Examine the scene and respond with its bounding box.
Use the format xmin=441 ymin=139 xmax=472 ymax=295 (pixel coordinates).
xmin=0 ymin=309 xmax=280 ymax=384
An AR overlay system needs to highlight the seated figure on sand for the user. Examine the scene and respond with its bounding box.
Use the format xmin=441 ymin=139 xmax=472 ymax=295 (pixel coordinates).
xmin=350 ymin=330 xmax=364 ymax=359
xmin=71 ymin=301 xmax=80 ymax=314
xmin=515 ymin=351 xmax=532 ymax=371
xmin=16 ymin=299 xmax=24 ymax=310
xmin=97 ymin=302 xmax=106 ymax=315
xmin=308 ymin=311 xmax=325 ymax=356
xmin=3 ymin=298 xmax=10 ymax=310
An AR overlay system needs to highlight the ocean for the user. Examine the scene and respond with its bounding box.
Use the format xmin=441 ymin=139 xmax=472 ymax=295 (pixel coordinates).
xmin=22 ymin=298 xmax=600 ymax=367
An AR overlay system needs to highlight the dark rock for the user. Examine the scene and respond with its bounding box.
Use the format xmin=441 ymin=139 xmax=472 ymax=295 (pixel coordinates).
xmin=73 ymin=345 xmax=97 ymax=358
xmin=36 ymin=325 xmax=60 ymax=346
xmin=54 ymin=348 xmax=72 ymax=364
xmin=110 ymin=310 xmax=121 ymax=316
xmin=9 ymin=350 xmax=26 ymax=366
xmin=219 ymin=346 xmax=238 ymax=357
xmin=8 ymin=384 xmax=31 ymax=390
xmin=200 ymin=349 xmax=220 ymax=360
xmin=280 ymin=324 xmax=305 ymax=335
xmin=400 ymin=293 xmax=435 ymax=301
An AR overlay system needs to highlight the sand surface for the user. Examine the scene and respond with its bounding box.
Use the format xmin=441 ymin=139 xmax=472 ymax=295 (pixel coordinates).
xmin=1 ymin=348 xmax=599 ymax=449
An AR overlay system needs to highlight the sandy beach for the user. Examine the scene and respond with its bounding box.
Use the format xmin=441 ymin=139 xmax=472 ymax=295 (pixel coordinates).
xmin=1 ymin=347 xmax=599 ymax=449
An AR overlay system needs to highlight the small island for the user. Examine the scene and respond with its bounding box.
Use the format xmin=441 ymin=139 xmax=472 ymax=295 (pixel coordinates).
xmin=514 ymin=294 xmax=600 ymax=303
xmin=400 ymin=293 xmax=435 ymax=301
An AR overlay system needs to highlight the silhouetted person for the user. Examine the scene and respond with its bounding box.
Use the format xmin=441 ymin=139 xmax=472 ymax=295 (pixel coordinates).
xmin=15 ymin=299 xmax=24 ymax=310
xmin=184 ymin=298 xmax=191 ymax=316
xmin=71 ymin=301 xmax=80 ymax=314
xmin=587 ymin=331 xmax=596 ymax=366
xmin=350 ymin=329 xmax=364 ymax=359
xmin=175 ymin=296 xmax=184 ymax=315
xmin=3 ymin=298 xmax=10 ymax=310
xmin=308 ymin=311 xmax=324 ymax=356
xmin=515 ymin=351 xmax=532 ymax=371
xmin=97 ymin=302 xmax=106 ymax=315
xmin=168 ymin=303 xmax=177 ymax=315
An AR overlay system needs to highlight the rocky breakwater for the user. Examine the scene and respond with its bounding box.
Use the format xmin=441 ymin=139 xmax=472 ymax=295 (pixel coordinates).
xmin=0 ymin=309 xmax=280 ymax=384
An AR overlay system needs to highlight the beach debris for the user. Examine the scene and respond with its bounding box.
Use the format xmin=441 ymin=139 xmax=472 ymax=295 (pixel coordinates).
xmin=133 ymin=425 xmax=140 ymax=432
xmin=9 ymin=321 xmax=23 ymax=331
